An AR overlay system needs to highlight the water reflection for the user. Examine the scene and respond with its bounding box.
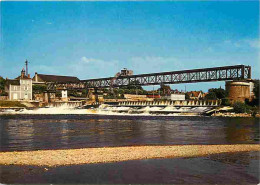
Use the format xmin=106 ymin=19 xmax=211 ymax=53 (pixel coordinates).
xmin=0 ymin=115 xmax=259 ymax=151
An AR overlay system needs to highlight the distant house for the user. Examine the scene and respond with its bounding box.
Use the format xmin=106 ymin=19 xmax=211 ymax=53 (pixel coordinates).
xmin=33 ymin=72 xmax=80 ymax=84
xmin=186 ymin=91 xmax=203 ymax=100
xmin=5 ymin=68 xmax=32 ymax=100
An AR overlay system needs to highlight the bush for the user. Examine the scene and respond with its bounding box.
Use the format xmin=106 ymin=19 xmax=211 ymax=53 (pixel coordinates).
xmin=0 ymin=91 xmax=8 ymax=96
xmin=32 ymin=85 xmax=47 ymax=94
xmin=233 ymin=101 xmax=251 ymax=113
xmin=0 ymin=100 xmax=26 ymax=107
xmin=221 ymin=98 xmax=231 ymax=106
xmin=205 ymin=92 xmax=217 ymax=100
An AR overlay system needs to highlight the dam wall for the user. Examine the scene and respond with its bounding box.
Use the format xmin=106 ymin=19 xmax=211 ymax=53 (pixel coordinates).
xmin=115 ymin=99 xmax=221 ymax=107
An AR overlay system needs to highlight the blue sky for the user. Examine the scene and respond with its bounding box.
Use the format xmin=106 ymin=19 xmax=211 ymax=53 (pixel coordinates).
xmin=0 ymin=1 xmax=259 ymax=91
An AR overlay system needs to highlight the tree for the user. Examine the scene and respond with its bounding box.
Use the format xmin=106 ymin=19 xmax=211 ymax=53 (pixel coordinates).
xmin=206 ymin=87 xmax=226 ymax=100
xmin=158 ymin=84 xmax=171 ymax=96
xmin=250 ymin=79 xmax=260 ymax=106
xmin=185 ymin=93 xmax=190 ymax=100
xmin=253 ymin=79 xmax=259 ymax=100
xmin=233 ymin=101 xmax=251 ymax=113
xmin=0 ymin=76 xmax=6 ymax=95
xmin=205 ymin=92 xmax=217 ymax=100
xmin=121 ymin=81 xmax=143 ymax=90
xmin=32 ymin=84 xmax=47 ymax=94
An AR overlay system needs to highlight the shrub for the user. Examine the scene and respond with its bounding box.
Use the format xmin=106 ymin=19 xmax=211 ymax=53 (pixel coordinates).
xmin=233 ymin=101 xmax=251 ymax=113
xmin=0 ymin=100 xmax=26 ymax=107
xmin=32 ymin=85 xmax=47 ymax=94
xmin=221 ymin=98 xmax=231 ymax=106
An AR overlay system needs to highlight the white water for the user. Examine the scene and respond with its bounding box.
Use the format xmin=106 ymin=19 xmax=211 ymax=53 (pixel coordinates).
xmin=0 ymin=104 xmax=211 ymax=116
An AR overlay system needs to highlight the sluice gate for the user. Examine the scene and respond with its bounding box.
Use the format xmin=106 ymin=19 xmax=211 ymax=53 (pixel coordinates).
xmin=116 ymin=99 xmax=221 ymax=107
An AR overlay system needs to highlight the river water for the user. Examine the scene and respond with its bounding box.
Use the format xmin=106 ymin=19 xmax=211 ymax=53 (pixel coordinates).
xmin=0 ymin=114 xmax=259 ymax=152
xmin=0 ymin=114 xmax=259 ymax=184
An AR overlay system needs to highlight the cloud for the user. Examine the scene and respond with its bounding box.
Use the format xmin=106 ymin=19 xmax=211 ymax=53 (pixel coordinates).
xmin=80 ymin=57 xmax=104 ymax=63
xmin=245 ymin=39 xmax=260 ymax=49
xmin=46 ymin=22 xmax=52 ymax=25
xmin=70 ymin=57 xmax=120 ymax=79
xmin=223 ymin=38 xmax=260 ymax=49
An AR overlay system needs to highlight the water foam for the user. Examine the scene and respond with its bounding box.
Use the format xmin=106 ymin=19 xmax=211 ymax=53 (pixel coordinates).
xmin=0 ymin=104 xmax=210 ymax=116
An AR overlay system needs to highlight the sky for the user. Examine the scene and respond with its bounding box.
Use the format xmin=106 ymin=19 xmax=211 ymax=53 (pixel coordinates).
xmin=0 ymin=1 xmax=259 ymax=91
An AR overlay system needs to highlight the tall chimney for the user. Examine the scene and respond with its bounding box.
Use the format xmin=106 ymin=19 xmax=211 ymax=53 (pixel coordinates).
xmin=21 ymin=68 xmax=25 ymax=78
xmin=35 ymin=72 xmax=38 ymax=82
xmin=25 ymin=60 xmax=28 ymax=76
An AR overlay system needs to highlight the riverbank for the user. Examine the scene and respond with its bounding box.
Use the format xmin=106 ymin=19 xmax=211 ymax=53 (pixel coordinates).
xmin=212 ymin=112 xmax=260 ymax=117
xmin=0 ymin=144 xmax=259 ymax=167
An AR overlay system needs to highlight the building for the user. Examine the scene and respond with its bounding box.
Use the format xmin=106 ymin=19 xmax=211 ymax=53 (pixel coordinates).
xmin=33 ymin=72 xmax=80 ymax=84
xmin=32 ymin=72 xmax=80 ymax=102
xmin=162 ymin=93 xmax=185 ymax=100
xmin=118 ymin=68 xmax=133 ymax=77
xmin=170 ymin=94 xmax=185 ymax=100
xmin=225 ymin=80 xmax=254 ymax=103
xmin=186 ymin=91 xmax=203 ymax=100
xmin=5 ymin=68 xmax=32 ymax=100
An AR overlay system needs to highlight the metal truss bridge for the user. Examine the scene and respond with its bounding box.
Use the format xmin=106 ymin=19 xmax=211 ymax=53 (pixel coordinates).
xmin=47 ymin=65 xmax=251 ymax=90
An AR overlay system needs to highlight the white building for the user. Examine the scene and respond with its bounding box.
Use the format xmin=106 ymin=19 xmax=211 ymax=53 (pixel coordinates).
xmin=5 ymin=68 xmax=32 ymax=100
xmin=163 ymin=93 xmax=186 ymax=101
xmin=170 ymin=94 xmax=185 ymax=100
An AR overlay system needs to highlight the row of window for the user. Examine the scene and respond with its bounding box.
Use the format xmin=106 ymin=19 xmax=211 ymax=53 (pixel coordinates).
xmin=12 ymin=86 xmax=31 ymax=91
xmin=21 ymin=80 xmax=31 ymax=85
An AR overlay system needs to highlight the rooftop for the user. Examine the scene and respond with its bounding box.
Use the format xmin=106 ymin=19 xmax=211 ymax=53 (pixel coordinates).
xmin=35 ymin=73 xmax=80 ymax=83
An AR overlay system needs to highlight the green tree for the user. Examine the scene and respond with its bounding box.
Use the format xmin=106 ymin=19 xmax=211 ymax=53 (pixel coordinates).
xmin=253 ymin=79 xmax=259 ymax=100
xmin=233 ymin=101 xmax=251 ymax=113
xmin=158 ymin=84 xmax=171 ymax=96
xmin=121 ymin=81 xmax=143 ymax=90
xmin=32 ymin=84 xmax=47 ymax=94
xmin=0 ymin=76 xmax=6 ymax=95
xmin=185 ymin=93 xmax=190 ymax=100
xmin=205 ymin=92 xmax=217 ymax=100
xmin=205 ymin=87 xmax=226 ymax=100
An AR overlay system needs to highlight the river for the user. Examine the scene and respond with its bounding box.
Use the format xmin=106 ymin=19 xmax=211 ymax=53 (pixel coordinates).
xmin=0 ymin=114 xmax=259 ymax=151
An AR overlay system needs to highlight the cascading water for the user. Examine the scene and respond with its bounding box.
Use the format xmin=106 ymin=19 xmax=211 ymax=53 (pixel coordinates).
xmin=0 ymin=103 xmax=213 ymax=116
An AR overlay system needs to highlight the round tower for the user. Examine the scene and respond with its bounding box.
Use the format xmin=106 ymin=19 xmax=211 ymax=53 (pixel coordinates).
xmin=225 ymin=80 xmax=254 ymax=103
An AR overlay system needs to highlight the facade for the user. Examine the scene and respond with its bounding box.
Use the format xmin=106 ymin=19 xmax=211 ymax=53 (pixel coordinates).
xmin=170 ymin=94 xmax=185 ymax=100
xmin=5 ymin=69 xmax=32 ymax=100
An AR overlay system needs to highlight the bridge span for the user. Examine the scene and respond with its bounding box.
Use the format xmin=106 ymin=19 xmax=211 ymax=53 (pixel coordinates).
xmin=47 ymin=65 xmax=251 ymax=90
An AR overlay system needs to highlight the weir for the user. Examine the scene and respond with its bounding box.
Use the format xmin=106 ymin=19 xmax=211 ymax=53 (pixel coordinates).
xmin=46 ymin=101 xmax=83 ymax=108
xmin=112 ymin=99 xmax=221 ymax=107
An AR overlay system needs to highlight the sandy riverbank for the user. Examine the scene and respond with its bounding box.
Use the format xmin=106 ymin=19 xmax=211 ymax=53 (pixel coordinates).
xmin=0 ymin=144 xmax=259 ymax=167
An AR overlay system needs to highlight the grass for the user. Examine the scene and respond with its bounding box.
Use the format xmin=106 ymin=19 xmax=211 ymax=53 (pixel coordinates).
xmin=0 ymin=100 xmax=26 ymax=108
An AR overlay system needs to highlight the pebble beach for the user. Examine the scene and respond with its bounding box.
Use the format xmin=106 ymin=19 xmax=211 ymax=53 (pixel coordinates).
xmin=0 ymin=144 xmax=259 ymax=167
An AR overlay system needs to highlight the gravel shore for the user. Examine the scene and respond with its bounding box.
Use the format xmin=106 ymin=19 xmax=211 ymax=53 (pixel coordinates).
xmin=0 ymin=144 xmax=259 ymax=167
